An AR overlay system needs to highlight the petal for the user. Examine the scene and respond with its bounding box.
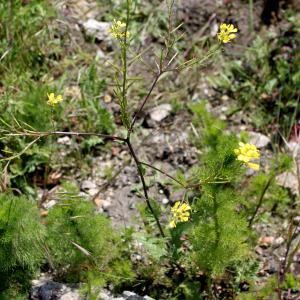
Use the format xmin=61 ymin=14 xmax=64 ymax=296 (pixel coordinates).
xmin=48 ymin=93 xmax=55 ymax=100
xmin=220 ymin=23 xmax=228 ymax=30
xmin=169 ymin=220 xmax=176 ymax=228
xmin=172 ymin=201 xmax=180 ymax=211
xmin=237 ymin=154 xmax=250 ymax=162
xmin=182 ymin=212 xmax=190 ymax=218
xmin=180 ymin=203 xmax=188 ymax=211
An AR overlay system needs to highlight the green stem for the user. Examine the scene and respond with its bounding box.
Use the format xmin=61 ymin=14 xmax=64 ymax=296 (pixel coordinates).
xmin=248 ymin=175 xmax=274 ymax=227
xmin=249 ymin=0 xmax=254 ymax=32
xmin=212 ymin=195 xmax=220 ymax=247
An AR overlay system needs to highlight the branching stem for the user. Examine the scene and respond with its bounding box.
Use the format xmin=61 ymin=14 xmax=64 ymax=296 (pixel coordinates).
xmin=126 ymin=138 xmax=166 ymax=238
xmin=140 ymin=161 xmax=185 ymax=188
xmin=129 ymin=72 xmax=163 ymax=133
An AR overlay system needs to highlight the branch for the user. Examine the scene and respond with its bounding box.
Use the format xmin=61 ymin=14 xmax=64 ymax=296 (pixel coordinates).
xmin=140 ymin=161 xmax=186 ymax=188
xmin=126 ymin=138 xmax=166 ymax=238
xmin=129 ymin=71 xmax=163 ymax=133
xmin=4 ymin=130 xmax=126 ymax=142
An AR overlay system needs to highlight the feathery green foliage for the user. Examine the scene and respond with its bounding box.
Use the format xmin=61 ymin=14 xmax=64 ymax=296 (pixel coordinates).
xmin=0 ymin=193 xmax=45 ymax=298
xmin=45 ymin=182 xmax=134 ymax=287
xmin=188 ymin=103 xmax=249 ymax=276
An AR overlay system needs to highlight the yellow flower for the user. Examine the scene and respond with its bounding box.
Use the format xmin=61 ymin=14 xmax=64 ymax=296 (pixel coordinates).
xmin=109 ymin=20 xmax=130 ymax=39
xmin=169 ymin=201 xmax=191 ymax=228
xmin=217 ymin=23 xmax=238 ymax=43
xmin=47 ymin=93 xmax=63 ymax=106
xmin=234 ymin=142 xmax=260 ymax=171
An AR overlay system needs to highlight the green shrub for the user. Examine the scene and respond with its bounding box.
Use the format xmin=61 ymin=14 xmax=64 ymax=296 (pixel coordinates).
xmin=45 ymin=182 xmax=134 ymax=289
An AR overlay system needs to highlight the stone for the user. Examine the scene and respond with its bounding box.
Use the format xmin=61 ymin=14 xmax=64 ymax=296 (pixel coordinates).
xmin=87 ymin=188 xmax=99 ymax=197
xmin=98 ymin=289 xmax=155 ymax=300
xmin=64 ymin=86 xmax=81 ymax=99
xmin=81 ymin=180 xmax=97 ymax=190
xmin=96 ymin=49 xmax=106 ymax=60
xmin=82 ymin=19 xmax=112 ymax=44
xmin=285 ymin=140 xmax=300 ymax=158
xmin=258 ymin=236 xmax=274 ymax=248
xmin=149 ymin=104 xmax=172 ymax=123
xmin=273 ymin=236 xmax=285 ymax=247
xmin=162 ymin=198 xmax=169 ymax=205
xmin=94 ymin=198 xmax=111 ymax=210
xmin=31 ymin=278 xmax=81 ymax=300
xmin=248 ymin=131 xmax=271 ymax=149
xmin=293 ymin=216 xmax=300 ymax=225
xmin=276 ymin=161 xmax=300 ymax=196
xmin=57 ymin=136 xmax=72 ymax=146
xmin=255 ymin=246 xmax=264 ymax=256
xmin=266 ymin=260 xmax=278 ymax=274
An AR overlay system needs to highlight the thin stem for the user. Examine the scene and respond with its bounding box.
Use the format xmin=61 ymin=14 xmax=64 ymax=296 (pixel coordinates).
xmin=283 ymin=217 xmax=300 ymax=273
xmin=126 ymin=138 xmax=166 ymax=238
xmin=248 ymin=175 xmax=274 ymax=227
xmin=129 ymin=72 xmax=162 ymax=133
xmin=277 ymin=219 xmax=297 ymax=298
xmin=6 ymin=130 xmax=125 ymax=142
xmin=7 ymin=0 xmax=14 ymax=46
xmin=212 ymin=195 xmax=220 ymax=247
xmin=140 ymin=161 xmax=185 ymax=188
xmin=1 ymin=136 xmax=41 ymax=161
xmin=120 ymin=1 xmax=129 ymax=128
xmin=248 ymin=0 xmax=254 ymax=32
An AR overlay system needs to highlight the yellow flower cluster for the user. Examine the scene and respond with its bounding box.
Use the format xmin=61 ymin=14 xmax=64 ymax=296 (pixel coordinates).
xmin=169 ymin=201 xmax=191 ymax=228
xmin=47 ymin=93 xmax=63 ymax=106
xmin=109 ymin=20 xmax=130 ymax=39
xmin=217 ymin=23 xmax=238 ymax=43
xmin=234 ymin=142 xmax=260 ymax=171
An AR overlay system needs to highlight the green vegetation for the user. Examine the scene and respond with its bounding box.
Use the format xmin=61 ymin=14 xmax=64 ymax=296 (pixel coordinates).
xmin=0 ymin=0 xmax=299 ymax=299
xmin=209 ymin=11 xmax=300 ymax=138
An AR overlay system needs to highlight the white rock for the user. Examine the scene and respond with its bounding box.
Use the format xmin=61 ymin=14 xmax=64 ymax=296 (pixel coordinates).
xmin=96 ymin=49 xmax=106 ymax=60
xmin=61 ymin=291 xmax=81 ymax=300
xmin=149 ymin=104 xmax=172 ymax=122
xmin=274 ymin=236 xmax=285 ymax=247
xmin=276 ymin=160 xmax=300 ymax=195
xmin=248 ymin=131 xmax=271 ymax=149
xmin=285 ymin=140 xmax=300 ymax=158
xmin=122 ymin=291 xmax=136 ymax=297
xmin=81 ymin=180 xmax=97 ymax=190
xmin=294 ymin=216 xmax=300 ymax=224
xmin=101 ymin=199 xmax=112 ymax=210
xmin=87 ymin=188 xmax=99 ymax=197
xmin=57 ymin=136 xmax=72 ymax=145
xmin=162 ymin=198 xmax=169 ymax=205
xmin=83 ymin=19 xmax=111 ymax=42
